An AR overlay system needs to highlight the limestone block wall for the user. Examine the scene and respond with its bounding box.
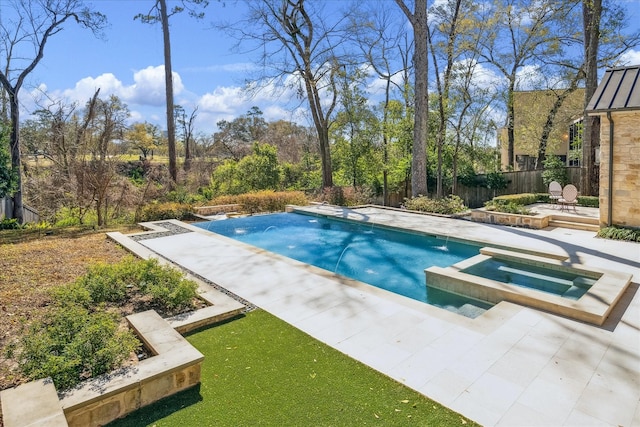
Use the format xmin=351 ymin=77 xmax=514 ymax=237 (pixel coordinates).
xmin=597 ymin=111 xmax=640 ymax=228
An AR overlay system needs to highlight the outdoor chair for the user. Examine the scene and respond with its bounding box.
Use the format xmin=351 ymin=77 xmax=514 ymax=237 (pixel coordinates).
xmin=558 ymin=184 xmax=578 ymax=213
xmin=548 ymin=181 xmax=562 ymax=207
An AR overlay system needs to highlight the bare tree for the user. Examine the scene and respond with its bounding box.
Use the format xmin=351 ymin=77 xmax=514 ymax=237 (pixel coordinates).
xmin=0 ymin=0 xmax=106 ymax=223
xmin=394 ymin=0 xmax=428 ymax=197
xmin=221 ymin=0 xmax=349 ymax=189
xmin=175 ymin=105 xmax=198 ymax=171
xmin=349 ymin=0 xmax=412 ymax=204
xmin=476 ymin=0 xmax=577 ymax=170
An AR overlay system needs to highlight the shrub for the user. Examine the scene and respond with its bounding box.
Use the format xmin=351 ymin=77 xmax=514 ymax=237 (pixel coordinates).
xmin=492 ymin=193 xmax=538 ymax=206
xmin=485 ymin=171 xmax=509 ymax=190
xmin=577 ymin=196 xmax=599 ymax=207
xmin=0 ymin=217 xmax=23 ymax=230
xmin=484 ymin=201 xmax=533 ymax=215
xmin=137 ymin=201 xmax=194 ymax=221
xmin=18 ymin=305 xmax=139 ymax=390
xmin=404 ymin=195 xmax=468 ymax=215
xmin=50 ymin=282 xmax=92 ymax=308
xmin=597 ymin=226 xmax=640 ymax=242
xmin=208 ymin=191 xmax=308 ymax=214
xmin=542 ymin=155 xmax=568 ymax=186
xmin=135 ymin=258 xmax=199 ymax=311
xmin=75 ymin=262 xmax=129 ymax=303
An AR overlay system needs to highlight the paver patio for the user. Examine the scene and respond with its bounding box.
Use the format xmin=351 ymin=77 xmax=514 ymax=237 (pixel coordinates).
xmin=127 ymin=206 xmax=639 ymax=426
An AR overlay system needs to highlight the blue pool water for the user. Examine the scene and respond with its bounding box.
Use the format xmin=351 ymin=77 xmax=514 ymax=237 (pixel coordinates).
xmin=195 ymin=212 xmax=494 ymax=317
xmin=462 ymin=259 xmax=596 ymax=300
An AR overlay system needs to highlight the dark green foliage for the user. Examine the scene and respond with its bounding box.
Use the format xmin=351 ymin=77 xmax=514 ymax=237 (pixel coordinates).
xmin=484 ymin=200 xmax=533 ymax=215
xmin=597 ymin=226 xmax=640 ymax=242
xmin=0 ymin=218 xmax=23 ymax=230
xmin=76 ymin=262 xmax=129 ymax=303
xmin=542 ymin=155 xmax=568 ymax=186
xmin=485 ymin=171 xmax=509 ymax=190
xmin=19 ymin=305 xmax=139 ymax=390
xmin=18 ymin=257 xmax=200 ymax=390
xmin=492 ymin=193 xmax=538 ymax=206
xmin=0 ymin=125 xmax=18 ymax=199
xmin=404 ymin=195 xmax=467 ymax=215
xmin=75 ymin=257 xmax=199 ymax=312
xmin=457 ymin=165 xmax=479 ymax=187
xmin=136 ymin=259 xmax=198 ymax=311
xmin=577 ymin=196 xmax=599 ymax=207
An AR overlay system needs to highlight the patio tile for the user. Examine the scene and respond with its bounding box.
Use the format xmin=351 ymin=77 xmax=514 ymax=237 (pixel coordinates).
xmin=132 ymin=207 xmax=640 ymax=426
xmin=452 ymin=372 xmax=524 ymax=427
xmin=518 ymin=376 xmax=585 ymax=422
xmin=497 ymin=402 xmax=561 ymax=426
xmin=573 ymin=380 xmax=638 ymax=426
xmin=564 ymin=408 xmax=616 ymax=426
xmin=420 ymin=368 xmax=474 ymax=407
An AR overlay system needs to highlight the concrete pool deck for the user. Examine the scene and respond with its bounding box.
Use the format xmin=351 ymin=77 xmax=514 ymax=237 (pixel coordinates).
xmin=121 ymin=206 xmax=639 ymax=426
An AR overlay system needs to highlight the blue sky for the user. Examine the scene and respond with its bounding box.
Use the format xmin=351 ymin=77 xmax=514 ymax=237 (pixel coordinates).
xmin=13 ymin=0 xmax=640 ymax=134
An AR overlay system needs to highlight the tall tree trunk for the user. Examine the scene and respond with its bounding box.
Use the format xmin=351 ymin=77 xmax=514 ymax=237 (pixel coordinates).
xmin=160 ymin=0 xmax=177 ymax=183
xmin=8 ymin=90 xmax=23 ymax=223
xmin=506 ymin=78 xmax=515 ymax=169
xmin=395 ymin=0 xmax=428 ymax=197
xmin=582 ymin=0 xmax=601 ymax=195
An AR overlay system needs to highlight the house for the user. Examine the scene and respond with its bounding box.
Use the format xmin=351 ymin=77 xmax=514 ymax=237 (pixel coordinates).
xmin=586 ymin=64 xmax=640 ymax=228
xmin=499 ymin=88 xmax=585 ymax=170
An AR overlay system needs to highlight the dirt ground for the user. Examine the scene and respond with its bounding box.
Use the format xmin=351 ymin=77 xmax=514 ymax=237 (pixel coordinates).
xmin=0 ymin=227 xmax=135 ymax=392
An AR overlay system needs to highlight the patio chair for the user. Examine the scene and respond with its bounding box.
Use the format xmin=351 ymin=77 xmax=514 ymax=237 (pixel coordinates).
xmin=548 ymin=181 xmax=562 ymax=207
xmin=558 ymin=184 xmax=578 ymax=213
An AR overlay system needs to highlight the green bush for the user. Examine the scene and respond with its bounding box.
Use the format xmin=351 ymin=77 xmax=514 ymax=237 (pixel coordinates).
xmin=137 ymin=201 xmax=194 ymax=221
xmin=536 ymin=193 xmax=551 ymax=203
xmin=0 ymin=217 xmax=23 ymax=230
xmin=492 ymin=193 xmax=538 ymax=206
xmin=75 ymin=262 xmax=129 ymax=303
xmin=542 ymin=155 xmax=568 ymax=186
xmin=50 ymin=282 xmax=92 ymax=308
xmin=135 ymin=259 xmax=198 ymax=311
xmin=484 ymin=200 xmax=533 ymax=215
xmin=404 ymin=195 xmax=468 ymax=215
xmin=58 ymin=257 xmax=199 ymax=313
xmin=485 ymin=171 xmax=509 ymax=190
xmin=597 ymin=226 xmax=640 ymax=242
xmin=19 ymin=305 xmax=139 ymax=390
xmin=577 ymin=196 xmax=599 ymax=207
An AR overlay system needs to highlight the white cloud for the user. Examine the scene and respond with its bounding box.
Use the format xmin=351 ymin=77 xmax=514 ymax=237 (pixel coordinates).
xmin=619 ymin=49 xmax=640 ymax=66
xmin=198 ymin=86 xmax=249 ymax=114
xmin=50 ymin=66 xmax=183 ymax=107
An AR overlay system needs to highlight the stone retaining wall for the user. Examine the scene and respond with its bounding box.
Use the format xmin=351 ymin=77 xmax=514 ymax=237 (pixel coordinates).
xmin=470 ymin=209 xmax=550 ymax=229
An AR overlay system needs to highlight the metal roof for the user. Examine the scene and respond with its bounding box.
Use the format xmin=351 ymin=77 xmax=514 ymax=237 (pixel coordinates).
xmin=586 ymin=65 xmax=640 ymax=113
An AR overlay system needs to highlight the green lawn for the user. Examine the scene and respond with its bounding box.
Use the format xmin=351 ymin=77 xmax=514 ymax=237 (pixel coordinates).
xmin=109 ymin=310 xmax=478 ymax=426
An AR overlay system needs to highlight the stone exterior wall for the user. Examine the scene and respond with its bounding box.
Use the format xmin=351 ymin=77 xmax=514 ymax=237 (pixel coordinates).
xmin=597 ymin=111 xmax=640 ymax=228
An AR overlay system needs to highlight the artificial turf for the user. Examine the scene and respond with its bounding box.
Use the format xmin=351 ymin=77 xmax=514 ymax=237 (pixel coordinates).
xmin=108 ymin=309 xmax=478 ymax=426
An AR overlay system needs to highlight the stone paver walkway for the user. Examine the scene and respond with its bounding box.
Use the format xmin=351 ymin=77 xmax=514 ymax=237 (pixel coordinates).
xmin=133 ymin=206 xmax=639 ymax=426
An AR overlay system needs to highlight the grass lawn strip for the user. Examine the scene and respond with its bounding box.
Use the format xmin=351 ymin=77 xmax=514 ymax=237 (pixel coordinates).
xmin=109 ymin=310 xmax=477 ymax=426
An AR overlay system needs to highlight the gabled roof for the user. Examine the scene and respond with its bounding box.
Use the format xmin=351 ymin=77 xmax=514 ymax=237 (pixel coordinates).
xmin=586 ymin=65 xmax=640 ymax=113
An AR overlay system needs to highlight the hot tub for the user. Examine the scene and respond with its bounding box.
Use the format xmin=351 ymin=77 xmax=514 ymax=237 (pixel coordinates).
xmin=425 ymin=247 xmax=632 ymax=325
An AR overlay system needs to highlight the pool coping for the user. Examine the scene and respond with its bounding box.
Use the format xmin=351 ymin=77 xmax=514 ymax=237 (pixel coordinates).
xmin=97 ymin=206 xmax=640 ymax=426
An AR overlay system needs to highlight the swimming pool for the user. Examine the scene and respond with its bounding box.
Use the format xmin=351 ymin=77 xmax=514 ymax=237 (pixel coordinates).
xmin=195 ymin=212 xmax=493 ymax=318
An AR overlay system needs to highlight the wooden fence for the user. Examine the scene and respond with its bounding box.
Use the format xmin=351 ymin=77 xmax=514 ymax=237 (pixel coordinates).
xmin=379 ymin=168 xmax=582 ymax=208
xmin=0 ymin=197 xmax=40 ymax=223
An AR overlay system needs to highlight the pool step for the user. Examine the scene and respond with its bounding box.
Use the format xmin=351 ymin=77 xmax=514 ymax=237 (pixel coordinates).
xmin=548 ymin=215 xmax=600 ymax=232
